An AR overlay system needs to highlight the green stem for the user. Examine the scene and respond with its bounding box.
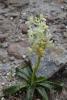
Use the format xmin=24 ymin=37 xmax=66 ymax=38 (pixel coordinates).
xmin=31 ymin=56 xmax=41 ymax=85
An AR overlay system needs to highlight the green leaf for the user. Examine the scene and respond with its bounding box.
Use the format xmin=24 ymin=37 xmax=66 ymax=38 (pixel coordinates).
xmin=39 ymin=82 xmax=53 ymax=90
xmin=16 ymin=68 xmax=28 ymax=81
xmin=16 ymin=66 xmax=32 ymax=82
xmin=26 ymin=87 xmax=34 ymax=100
xmin=37 ymin=87 xmax=48 ymax=100
xmin=46 ymin=81 xmax=63 ymax=92
xmin=35 ymin=76 xmax=47 ymax=83
xmin=3 ymin=82 xmax=27 ymax=96
xmin=22 ymin=66 xmax=32 ymax=77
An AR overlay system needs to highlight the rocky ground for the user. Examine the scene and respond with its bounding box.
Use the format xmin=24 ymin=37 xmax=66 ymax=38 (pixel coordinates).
xmin=0 ymin=0 xmax=67 ymax=100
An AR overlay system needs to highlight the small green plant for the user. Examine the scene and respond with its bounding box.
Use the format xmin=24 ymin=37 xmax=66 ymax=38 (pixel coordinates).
xmin=3 ymin=15 xmax=63 ymax=100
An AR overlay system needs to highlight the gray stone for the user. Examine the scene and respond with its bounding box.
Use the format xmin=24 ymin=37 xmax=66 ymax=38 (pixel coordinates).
xmin=7 ymin=0 xmax=29 ymax=6
xmin=4 ymin=12 xmax=19 ymax=17
xmin=63 ymin=32 xmax=67 ymax=38
xmin=30 ymin=47 xmax=67 ymax=78
xmin=0 ymin=49 xmax=8 ymax=61
xmin=1 ymin=42 xmax=8 ymax=48
xmin=0 ymin=9 xmax=9 ymax=14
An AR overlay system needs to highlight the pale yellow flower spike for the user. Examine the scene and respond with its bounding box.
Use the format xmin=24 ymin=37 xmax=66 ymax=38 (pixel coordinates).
xmin=28 ymin=14 xmax=53 ymax=57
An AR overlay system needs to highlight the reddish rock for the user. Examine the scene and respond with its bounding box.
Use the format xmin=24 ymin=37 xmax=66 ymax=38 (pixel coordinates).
xmin=21 ymin=23 xmax=28 ymax=34
xmin=46 ymin=17 xmax=55 ymax=23
xmin=57 ymin=24 xmax=66 ymax=33
xmin=0 ymin=34 xmax=7 ymax=43
xmin=58 ymin=24 xmax=66 ymax=29
xmin=7 ymin=41 xmax=29 ymax=59
xmin=58 ymin=0 xmax=64 ymax=3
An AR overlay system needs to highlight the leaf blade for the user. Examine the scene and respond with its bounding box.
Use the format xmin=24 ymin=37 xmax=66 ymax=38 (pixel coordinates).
xmin=3 ymin=82 xmax=27 ymax=96
xmin=16 ymin=67 xmax=31 ymax=82
xmin=46 ymin=81 xmax=63 ymax=92
xmin=39 ymin=82 xmax=53 ymax=90
xmin=26 ymin=87 xmax=34 ymax=100
xmin=35 ymin=76 xmax=47 ymax=83
xmin=37 ymin=86 xmax=48 ymax=100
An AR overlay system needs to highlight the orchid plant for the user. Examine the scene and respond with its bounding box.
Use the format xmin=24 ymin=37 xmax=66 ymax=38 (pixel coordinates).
xmin=3 ymin=15 xmax=63 ymax=100
xmin=27 ymin=14 xmax=53 ymax=83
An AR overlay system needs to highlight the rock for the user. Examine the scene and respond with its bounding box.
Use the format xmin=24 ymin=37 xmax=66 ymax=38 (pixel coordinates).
xmin=57 ymin=24 xmax=66 ymax=33
xmin=30 ymin=47 xmax=67 ymax=78
xmin=1 ymin=42 xmax=8 ymax=48
xmin=7 ymin=0 xmax=29 ymax=6
xmin=5 ymin=12 xmax=19 ymax=18
xmin=21 ymin=23 xmax=28 ymax=34
xmin=58 ymin=24 xmax=66 ymax=30
xmin=63 ymin=19 xmax=67 ymax=26
xmin=9 ymin=56 xmax=15 ymax=61
xmin=0 ymin=97 xmax=5 ymax=100
xmin=0 ymin=34 xmax=7 ymax=43
xmin=46 ymin=16 xmax=55 ymax=24
xmin=61 ymin=6 xmax=64 ymax=10
xmin=63 ymin=32 xmax=67 ymax=38
xmin=0 ymin=49 xmax=8 ymax=61
xmin=0 ymin=9 xmax=9 ymax=14
xmin=56 ymin=88 xmax=67 ymax=100
xmin=7 ymin=41 xmax=29 ymax=59
xmin=57 ymin=0 xmax=64 ymax=3
xmin=62 ymin=68 xmax=67 ymax=77
xmin=62 ymin=6 xmax=67 ymax=11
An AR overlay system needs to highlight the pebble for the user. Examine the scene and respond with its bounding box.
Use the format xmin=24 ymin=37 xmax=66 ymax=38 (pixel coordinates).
xmin=9 ymin=56 xmax=15 ymax=61
xmin=7 ymin=72 xmax=10 ymax=76
xmin=0 ymin=34 xmax=7 ymax=43
xmin=66 ymin=26 xmax=67 ymax=29
xmin=61 ymin=6 xmax=64 ymax=10
xmin=1 ymin=82 xmax=5 ymax=86
xmin=10 ymin=17 xmax=13 ymax=20
xmin=1 ymin=97 xmax=5 ymax=100
xmin=21 ymin=23 xmax=28 ymax=34
xmin=63 ymin=32 xmax=67 ymax=38
xmin=22 ymin=55 xmax=26 ymax=59
xmin=2 ymin=42 xmax=8 ymax=48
